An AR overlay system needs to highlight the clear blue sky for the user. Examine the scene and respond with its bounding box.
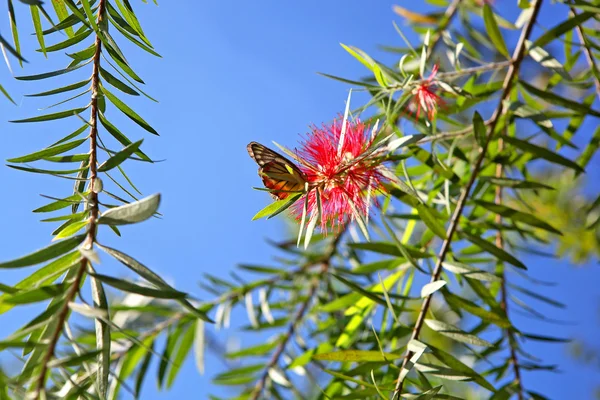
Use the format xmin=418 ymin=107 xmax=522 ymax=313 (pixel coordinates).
xmin=0 ymin=1 xmax=598 ymax=399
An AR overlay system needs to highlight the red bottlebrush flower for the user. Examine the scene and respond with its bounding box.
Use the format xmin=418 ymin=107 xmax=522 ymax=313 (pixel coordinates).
xmin=412 ymin=64 xmax=443 ymax=120
xmin=292 ymin=119 xmax=388 ymax=232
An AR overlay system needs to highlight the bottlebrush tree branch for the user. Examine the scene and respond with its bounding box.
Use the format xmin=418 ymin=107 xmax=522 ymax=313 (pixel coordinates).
xmin=392 ymin=0 xmax=544 ymax=397
xmin=32 ymin=0 xmax=107 ymax=397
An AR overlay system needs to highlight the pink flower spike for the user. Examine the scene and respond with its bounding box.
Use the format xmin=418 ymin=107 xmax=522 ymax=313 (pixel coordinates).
xmin=292 ymin=119 xmax=389 ymax=233
xmin=412 ymin=64 xmax=444 ymax=120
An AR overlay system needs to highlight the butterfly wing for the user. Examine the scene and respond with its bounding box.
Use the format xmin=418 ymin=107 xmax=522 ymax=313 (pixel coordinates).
xmin=247 ymin=142 xmax=307 ymax=200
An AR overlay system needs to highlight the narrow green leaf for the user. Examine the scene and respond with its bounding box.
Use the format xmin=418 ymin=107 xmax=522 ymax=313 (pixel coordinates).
xmin=30 ymin=6 xmax=46 ymax=57
xmin=252 ymin=193 xmax=302 ymax=221
xmin=425 ymin=319 xmax=492 ymax=347
xmin=0 ymin=235 xmax=85 ymax=268
xmin=7 ymin=139 xmax=87 ymax=163
xmin=7 ymin=0 xmax=23 ymax=67
xmin=478 ymin=176 xmax=554 ymax=190
xmin=167 ymin=322 xmax=195 ymax=388
xmin=10 ymin=107 xmax=88 ymax=123
xmin=50 ymin=0 xmax=74 ymax=37
xmin=442 ymin=261 xmax=500 ymax=282
xmin=483 ymin=4 xmax=509 ymax=57
xmin=472 ymin=111 xmax=486 ymax=148
xmin=26 ymin=79 xmax=90 ymax=97
xmin=461 ymin=232 xmax=527 ymax=269
xmin=53 ymin=219 xmax=87 ymax=240
xmin=100 ymin=66 xmax=139 ymax=95
xmin=97 ymin=244 xmax=213 ymax=322
xmin=532 ymin=12 xmax=594 ymax=49
xmin=90 ymin=273 xmax=187 ymax=299
xmin=475 ymin=200 xmax=562 ymax=235
xmin=89 ymin=268 xmax=110 ymax=399
xmin=98 ymin=113 xmax=151 ymax=161
xmin=520 ymin=80 xmax=600 ymax=118
xmin=103 ymin=88 xmax=158 ymax=135
xmin=313 ymin=350 xmax=401 ymax=362
xmin=14 ymin=62 xmax=87 ymax=81
xmin=426 ymin=342 xmax=495 ymax=391
xmin=98 ymin=140 xmax=143 ymax=172
xmin=503 ymin=135 xmax=584 ymax=173
xmin=42 ymin=29 xmax=92 ymax=53
xmin=3 ymin=283 xmax=68 ymax=304
xmin=415 ymin=203 xmax=446 ymax=239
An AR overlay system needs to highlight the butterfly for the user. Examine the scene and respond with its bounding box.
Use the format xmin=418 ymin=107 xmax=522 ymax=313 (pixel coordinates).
xmin=247 ymin=141 xmax=308 ymax=200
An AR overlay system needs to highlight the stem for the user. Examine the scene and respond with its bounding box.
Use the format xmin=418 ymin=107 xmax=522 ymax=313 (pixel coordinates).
xmin=33 ymin=2 xmax=107 ymax=397
xmin=496 ymin=139 xmax=523 ymax=399
xmin=33 ymin=259 xmax=87 ymax=397
xmin=249 ymin=231 xmax=343 ymax=400
xmin=391 ymin=1 xmax=544 ymax=397
xmin=426 ymin=0 xmax=462 ymax=60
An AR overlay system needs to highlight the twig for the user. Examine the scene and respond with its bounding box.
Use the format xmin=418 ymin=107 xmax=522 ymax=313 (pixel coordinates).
xmin=426 ymin=0 xmax=462 ymax=60
xmin=249 ymin=230 xmax=344 ymax=400
xmin=416 ymin=119 xmax=492 ymax=144
xmin=570 ymin=6 xmax=600 ymax=101
xmin=32 ymin=1 xmax=107 ymax=397
xmin=496 ymin=138 xmax=523 ymax=399
xmin=391 ymin=0 xmax=544 ymax=398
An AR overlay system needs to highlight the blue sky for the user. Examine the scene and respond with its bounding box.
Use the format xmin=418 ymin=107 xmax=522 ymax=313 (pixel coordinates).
xmin=0 ymin=1 xmax=598 ymax=398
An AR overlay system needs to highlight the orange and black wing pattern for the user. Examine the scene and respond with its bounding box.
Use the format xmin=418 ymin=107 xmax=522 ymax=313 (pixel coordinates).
xmin=247 ymin=142 xmax=307 ymax=200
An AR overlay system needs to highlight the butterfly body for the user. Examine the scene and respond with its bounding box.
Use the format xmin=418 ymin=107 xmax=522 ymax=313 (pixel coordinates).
xmin=247 ymin=142 xmax=307 ymax=200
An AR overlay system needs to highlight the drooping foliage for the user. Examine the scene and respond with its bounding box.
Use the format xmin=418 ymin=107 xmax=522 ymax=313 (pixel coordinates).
xmin=0 ymin=1 xmax=598 ymax=399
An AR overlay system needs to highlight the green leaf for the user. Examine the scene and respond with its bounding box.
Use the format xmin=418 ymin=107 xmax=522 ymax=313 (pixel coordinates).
xmin=167 ymin=322 xmax=195 ymax=388
xmin=100 ymin=66 xmax=139 ymax=95
xmin=478 ymin=176 xmax=554 ymax=190
xmin=532 ymin=12 xmax=594 ymax=48
xmin=313 ymin=350 xmax=401 ymax=362
xmin=97 ymin=244 xmax=213 ymax=322
xmin=503 ymin=135 xmax=584 ymax=173
xmin=0 ymin=235 xmax=85 ymax=268
xmin=520 ymin=80 xmax=600 ymax=118
xmin=48 ymin=350 xmax=101 ymax=368
xmin=14 ymin=62 xmax=88 ymax=81
xmin=415 ymin=203 xmax=446 ymax=239
xmin=2 ymin=283 xmax=68 ymax=304
xmin=89 ymin=269 xmax=110 ymax=399
xmin=420 ymin=280 xmax=446 ymax=298
xmin=50 ymin=0 xmax=74 ymax=37
xmin=90 ymin=273 xmax=187 ymax=299
xmin=252 ymin=193 xmax=302 ymax=221
xmin=7 ymin=139 xmax=87 ymax=163
xmin=26 ymin=79 xmax=90 ymax=97
xmin=426 ymin=342 xmax=495 ymax=391
xmin=424 ymin=319 xmax=492 ymax=347
xmin=98 ymin=140 xmax=143 ymax=172
xmin=461 ymin=232 xmax=527 ymax=269
xmin=443 ymin=291 xmax=510 ymax=328
xmin=526 ymin=41 xmax=571 ymax=81
xmin=42 ymin=29 xmax=92 ymax=53
xmin=103 ymin=88 xmax=158 ymax=135
xmin=98 ymin=113 xmax=152 ymax=161
xmin=53 ymin=219 xmax=87 ymax=239
xmin=30 ymin=6 xmax=46 ymax=57
xmin=7 ymin=0 xmax=23 ymax=66
xmin=474 ymin=200 xmax=562 ymax=235
xmin=10 ymin=107 xmax=88 ymax=123
xmin=483 ymin=4 xmax=509 ymax=58
xmin=442 ymin=261 xmax=501 ymax=282
xmin=225 ymin=340 xmax=280 ymax=358
xmin=97 ymin=193 xmax=160 ymax=225
xmin=472 ymin=111 xmax=486 ymax=148
xmin=34 ymin=193 xmax=87 ymax=213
